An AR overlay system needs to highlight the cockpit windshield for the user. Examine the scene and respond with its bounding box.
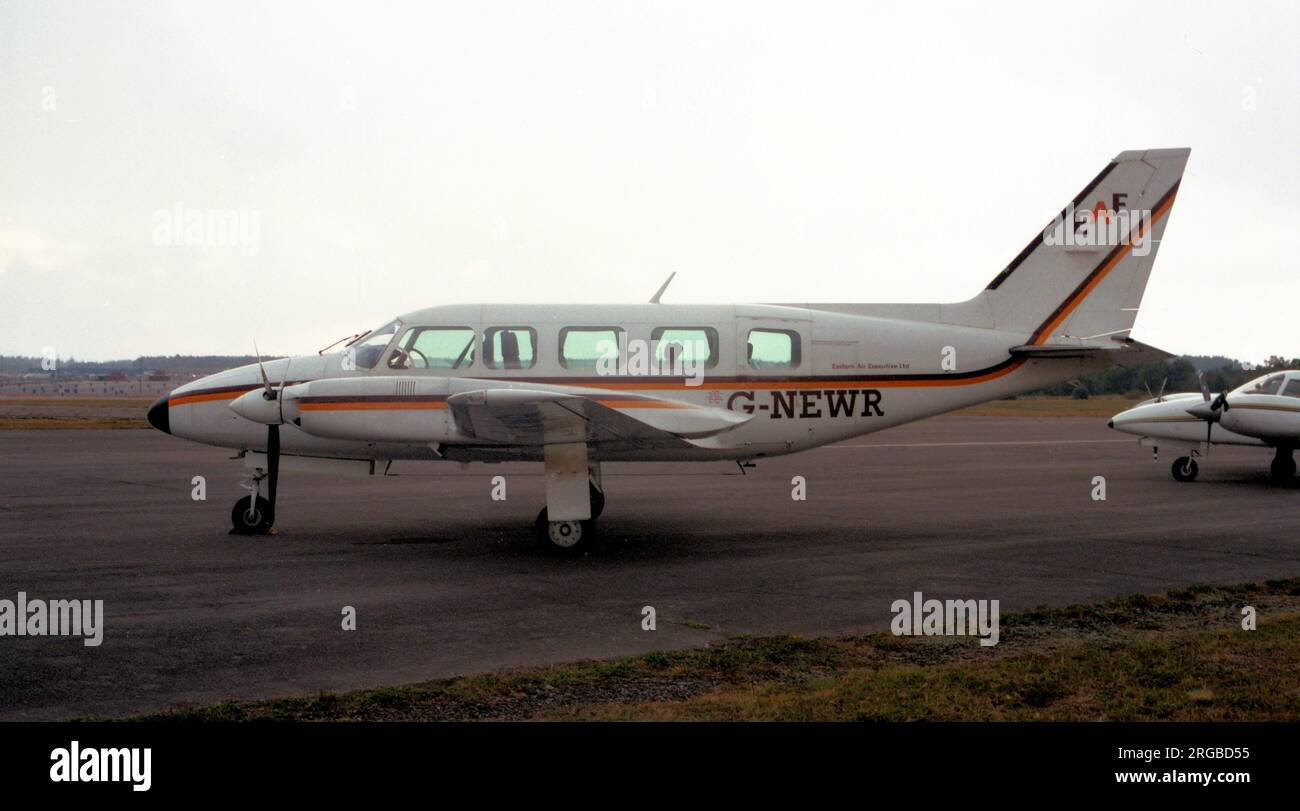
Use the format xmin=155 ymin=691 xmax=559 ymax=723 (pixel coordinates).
xmin=347 ymin=320 xmax=401 ymax=370
xmin=1233 ymin=372 xmax=1286 ymax=397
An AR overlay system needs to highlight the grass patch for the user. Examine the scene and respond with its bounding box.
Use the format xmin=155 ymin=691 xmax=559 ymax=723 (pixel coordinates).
xmin=0 ymin=417 xmax=148 ymax=429
xmin=0 ymin=397 xmax=153 ymax=429
xmin=132 ymin=578 xmax=1300 ymax=723
xmin=552 ymin=618 xmax=1299 ymax=721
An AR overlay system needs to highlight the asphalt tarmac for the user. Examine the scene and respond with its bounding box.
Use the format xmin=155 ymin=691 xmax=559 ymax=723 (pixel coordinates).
xmin=1 ymin=417 xmax=1296 ymax=720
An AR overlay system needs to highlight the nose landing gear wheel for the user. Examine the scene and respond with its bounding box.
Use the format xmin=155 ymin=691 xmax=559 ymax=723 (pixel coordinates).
xmin=1270 ymin=455 xmax=1296 ymax=482
xmin=1171 ymin=457 xmax=1198 ymax=482
xmin=535 ymin=508 xmax=595 ymax=554
xmin=231 ymin=495 xmax=275 ymax=534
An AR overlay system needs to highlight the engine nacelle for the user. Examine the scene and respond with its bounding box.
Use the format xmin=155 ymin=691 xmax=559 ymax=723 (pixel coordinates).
xmin=282 ymin=376 xmax=458 ymax=443
xmin=229 ymin=387 xmax=283 ymax=425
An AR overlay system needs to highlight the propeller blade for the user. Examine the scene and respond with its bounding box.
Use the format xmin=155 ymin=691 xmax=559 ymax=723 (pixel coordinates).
xmin=266 ymin=424 xmax=280 ymax=513
xmin=254 ymin=341 xmax=274 ymax=400
xmin=1156 ymin=376 xmax=1168 ymax=402
xmin=1144 ymin=380 xmax=1154 ymax=400
xmin=1197 ymin=370 xmax=1211 ymax=402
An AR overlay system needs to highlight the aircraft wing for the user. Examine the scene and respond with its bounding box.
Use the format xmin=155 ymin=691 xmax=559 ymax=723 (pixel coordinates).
xmin=279 ymin=376 xmax=751 ymax=448
xmin=445 ymin=387 xmax=751 ymax=446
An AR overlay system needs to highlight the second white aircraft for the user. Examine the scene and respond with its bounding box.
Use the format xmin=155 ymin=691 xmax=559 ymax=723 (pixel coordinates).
xmin=1109 ymin=370 xmax=1300 ymax=482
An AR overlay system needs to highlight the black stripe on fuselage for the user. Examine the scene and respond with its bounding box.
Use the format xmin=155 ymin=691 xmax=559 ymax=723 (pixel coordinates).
xmin=985 ymin=161 xmax=1118 ymax=291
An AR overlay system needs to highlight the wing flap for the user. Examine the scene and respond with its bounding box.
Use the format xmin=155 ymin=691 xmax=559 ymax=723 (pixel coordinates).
xmin=446 ymin=387 xmax=751 ymax=446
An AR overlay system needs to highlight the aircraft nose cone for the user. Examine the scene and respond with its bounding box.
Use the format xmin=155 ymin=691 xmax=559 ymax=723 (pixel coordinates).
xmin=147 ymin=395 xmax=170 ymax=434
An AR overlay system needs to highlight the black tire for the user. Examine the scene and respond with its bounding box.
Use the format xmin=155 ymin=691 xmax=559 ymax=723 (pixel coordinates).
xmin=1270 ymin=455 xmax=1296 ymax=482
xmin=589 ymin=483 xmax=605 ymax=520
xmin=534 ymin=508 xmax=596 ymax=554
xmin=1171 ymin=457 xmax=1198 ymax=482
xmin=231 ymin=495 xmax=274 ymax=534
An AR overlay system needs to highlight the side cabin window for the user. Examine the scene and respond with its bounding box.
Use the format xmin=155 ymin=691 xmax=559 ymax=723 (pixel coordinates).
xmin=651 ymin=327 xmax=719 ymax=371
xmin=483 ymin=327 xmax=537 ymax=370
xmin=746 ymin=328 xmax=801 ymax=371
xmin=560 ymin=327 xmax=621 ymax=370
xmin=1281 ymin=378 xmax=1300 ymax=399
xmin=388 ymin=326 xmax=477 ymax=370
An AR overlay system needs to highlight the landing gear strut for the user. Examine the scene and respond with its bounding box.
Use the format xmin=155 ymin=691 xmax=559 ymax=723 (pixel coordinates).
xmin=535 ymin=445 xmax=602 ymax=553
xmin=1270 ymin=447 xmax=1296 ymax=482
xmin=232 ymin=425 xmax=280 ymax=535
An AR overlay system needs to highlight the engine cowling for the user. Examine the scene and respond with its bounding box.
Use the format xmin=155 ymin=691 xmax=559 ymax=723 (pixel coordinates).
xmin=282 ymin=377 xmax=458 ymax=443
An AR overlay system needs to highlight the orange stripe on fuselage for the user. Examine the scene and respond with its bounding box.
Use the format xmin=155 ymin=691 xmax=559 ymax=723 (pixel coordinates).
xmin=298 ymin=401 xmax=448 ymax=411
xmin=297 ymin=398 xmax=689 ymax=411
xmin=168 ymin=390 xmax=252 ymax=406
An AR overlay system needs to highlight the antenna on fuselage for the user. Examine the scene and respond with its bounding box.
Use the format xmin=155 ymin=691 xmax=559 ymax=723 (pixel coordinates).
xmin=649 ymin=271 xmax=676 ymax=304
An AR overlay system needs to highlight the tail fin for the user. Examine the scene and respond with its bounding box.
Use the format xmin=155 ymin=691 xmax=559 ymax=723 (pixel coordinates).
xmin=979 ymin=148 xmax=1189 ymax=343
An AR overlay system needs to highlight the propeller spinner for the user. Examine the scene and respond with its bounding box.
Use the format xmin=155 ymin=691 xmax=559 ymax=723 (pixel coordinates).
xmin=1186 ymin=371 xmax=1231 ymax=451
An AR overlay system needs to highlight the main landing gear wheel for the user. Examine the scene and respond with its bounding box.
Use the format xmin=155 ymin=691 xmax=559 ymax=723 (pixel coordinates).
xmin=1270 ymin=454 xmax=1296 ymax=482
xmin=231 ymin=495 xmax=275 ymax=534
xmin=535 ymin=508 xmax=596 ymax=554
xmin=1171 ymin=457 xmax=1198 ymax=482
xmin=589 ymin=483 xmax=605 ymax=520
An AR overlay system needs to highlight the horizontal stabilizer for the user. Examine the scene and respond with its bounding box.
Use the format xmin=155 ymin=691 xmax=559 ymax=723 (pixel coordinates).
xmin=1009 ymin=338 xmax=1174 ymax=367
xmin=1008 ymin=343 xmax=1108 ymax=359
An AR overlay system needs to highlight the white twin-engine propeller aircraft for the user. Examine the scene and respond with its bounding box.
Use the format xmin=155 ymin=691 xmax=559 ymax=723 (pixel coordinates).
xmin=147 ymin=148 xmax=1189 ymax=552
xmin=1109 ymin=370 xmax=1300 ymax=483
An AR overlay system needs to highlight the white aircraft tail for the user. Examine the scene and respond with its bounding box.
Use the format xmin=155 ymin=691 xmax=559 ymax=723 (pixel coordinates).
xmin=976 ymin=147 xmax=1189 ymax=344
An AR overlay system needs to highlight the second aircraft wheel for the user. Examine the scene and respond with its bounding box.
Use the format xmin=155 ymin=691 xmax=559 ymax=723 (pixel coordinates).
xmin=1171 ymin=457 xmax=1198 ymax=482
xmin=231 ymin=495 xmax=275 ymax=534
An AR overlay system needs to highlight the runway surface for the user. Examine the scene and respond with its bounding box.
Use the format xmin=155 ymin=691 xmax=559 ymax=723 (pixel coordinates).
xmin=1 ymin=418 xmax=1297 ymax=720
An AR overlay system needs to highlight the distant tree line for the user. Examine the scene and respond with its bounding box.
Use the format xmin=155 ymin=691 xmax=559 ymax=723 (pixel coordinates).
xmin=0 ymin=354 xmax=267 ymax=374
xmin=1028 ymin=354 xmax=1300 ymax=398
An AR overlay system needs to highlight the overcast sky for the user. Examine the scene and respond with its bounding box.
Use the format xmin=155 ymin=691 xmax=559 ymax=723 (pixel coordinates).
xmin=1 ymin=1 xmax=1296 ymax=362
